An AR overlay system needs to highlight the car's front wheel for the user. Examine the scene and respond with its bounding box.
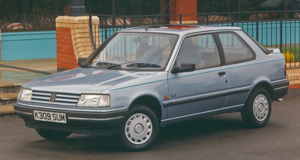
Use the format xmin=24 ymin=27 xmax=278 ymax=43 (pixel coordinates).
xmin=35 ymin=129 xmax=71 ymax=141
xmin=241 ymin=88 xmax=271 ymax=128
xmin=119 ymin=105 xmax=159 ymax=151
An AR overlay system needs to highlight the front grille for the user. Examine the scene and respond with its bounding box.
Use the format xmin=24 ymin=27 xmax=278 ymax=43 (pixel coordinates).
xmin=31 ymin=90 xmax=80 ymax=106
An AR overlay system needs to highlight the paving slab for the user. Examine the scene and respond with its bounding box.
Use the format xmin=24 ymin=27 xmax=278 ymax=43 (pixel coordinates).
xmin=0 ymin=58 xmax=57 ymax=85
xmin=0 ymin=58 xmax=57 ymax=114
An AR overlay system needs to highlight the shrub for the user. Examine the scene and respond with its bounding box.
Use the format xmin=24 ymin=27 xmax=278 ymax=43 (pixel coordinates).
xmin=283 ymin=51 xmax=295 ymax=62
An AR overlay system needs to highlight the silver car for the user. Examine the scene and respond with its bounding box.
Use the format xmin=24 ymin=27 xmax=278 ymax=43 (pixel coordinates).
xmin=15 ymin=25 xmax=289 ymax=151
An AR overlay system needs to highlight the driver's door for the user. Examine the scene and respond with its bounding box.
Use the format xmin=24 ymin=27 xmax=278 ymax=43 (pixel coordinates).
xmin=167 ymin=34 xmax=229 ymax=120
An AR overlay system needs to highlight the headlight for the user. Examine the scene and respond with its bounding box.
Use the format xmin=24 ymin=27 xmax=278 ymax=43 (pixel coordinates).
xmin=77 ymin=94 xmax=110 ymax=107
xmin=17 ymin=88 xmax=32 ymax=101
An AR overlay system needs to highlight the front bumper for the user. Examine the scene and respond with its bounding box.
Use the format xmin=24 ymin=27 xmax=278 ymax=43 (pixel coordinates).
xmin=14 ymin=103 xmax=127 ymax=135
xmin=272 ymin=80 xmax=289 ymax=100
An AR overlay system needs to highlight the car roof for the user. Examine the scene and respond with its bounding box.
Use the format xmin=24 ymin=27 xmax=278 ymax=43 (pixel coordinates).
xmin=118 ymin=25 xmax=242 ymax=35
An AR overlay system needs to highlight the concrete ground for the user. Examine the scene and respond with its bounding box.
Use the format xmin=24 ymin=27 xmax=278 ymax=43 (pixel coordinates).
xmin=0 ymin=95 xmax=299 ymax=160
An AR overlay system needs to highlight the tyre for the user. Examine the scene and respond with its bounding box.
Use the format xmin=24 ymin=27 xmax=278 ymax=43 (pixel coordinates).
xmin=119 ymin=105 xmax=159 ymax=151
xmin=241 ymin=88 xmax=271 ymax=128
xmin=36 ymin=129 xmax=71 ymax=141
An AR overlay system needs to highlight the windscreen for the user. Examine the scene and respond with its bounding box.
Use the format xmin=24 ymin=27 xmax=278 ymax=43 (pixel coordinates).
xmin=89 ymin=32 xmax=178 ymax=70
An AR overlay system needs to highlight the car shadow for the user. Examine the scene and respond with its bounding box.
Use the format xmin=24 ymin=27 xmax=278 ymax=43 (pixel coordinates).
xmin=25 ymin=114 xmax=248 ymax=153
xmin=157 ymin=114 xmax=246 ymax=143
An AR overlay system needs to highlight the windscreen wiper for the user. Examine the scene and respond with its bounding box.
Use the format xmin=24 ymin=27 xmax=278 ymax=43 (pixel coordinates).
xmin=95 ymin=62 xmax=120 ymax=69
xmin=106 ymin=64 xmax=121 ymax=69
xmin=126 ymin=63 xmax=161 ymax=68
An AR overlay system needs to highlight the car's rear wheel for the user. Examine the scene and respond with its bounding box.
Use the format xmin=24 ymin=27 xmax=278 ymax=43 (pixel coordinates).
xmin=36 ymin=129 xmax=71 ymax=141
xmin=119 ymin=105 xmax=159 ymax=151
xmin=241 ymin=88 xmax=271 ymax=128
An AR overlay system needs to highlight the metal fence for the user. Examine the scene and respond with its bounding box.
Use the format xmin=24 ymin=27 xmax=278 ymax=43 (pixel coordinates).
xmin=89 ymin=10 xmax=300 ymax=68
xmin=0 ymin=14 xmax=56 ymax=32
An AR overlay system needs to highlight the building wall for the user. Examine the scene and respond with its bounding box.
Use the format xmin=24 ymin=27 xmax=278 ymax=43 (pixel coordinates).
xmin=1 ymin=31 xmax=56 ymax=61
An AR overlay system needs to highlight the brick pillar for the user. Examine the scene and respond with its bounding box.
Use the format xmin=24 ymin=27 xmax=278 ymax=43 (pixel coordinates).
xmin=56 ymin=27 xmax=76 ymax=71
xmin=56 ymin=16 xmax=99 ymax=71
xmin=169 ymin=0 xmax=197 ymax=24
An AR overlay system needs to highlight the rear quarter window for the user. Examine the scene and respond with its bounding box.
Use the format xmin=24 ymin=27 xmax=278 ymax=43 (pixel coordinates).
xmin=244 ymin=32 xmax=270 ymax=54
xmin=218 ymin=32 xmax=256 ymax=64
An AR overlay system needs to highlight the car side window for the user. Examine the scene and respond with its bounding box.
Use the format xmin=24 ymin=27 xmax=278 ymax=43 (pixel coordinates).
xmin=176 ymin=34 xmax=221 ymax=70
xmin=218 ymin=33 xmax=255 ymax=64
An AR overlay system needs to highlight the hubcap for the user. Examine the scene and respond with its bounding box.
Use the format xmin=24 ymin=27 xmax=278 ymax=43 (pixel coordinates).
xmin=135 ymin=124 xmax=144 ymax=133
xmin=253 ymin=94 xmax=269 ymax=121
xmin=125 ymin=113 xmax=153 ymax=145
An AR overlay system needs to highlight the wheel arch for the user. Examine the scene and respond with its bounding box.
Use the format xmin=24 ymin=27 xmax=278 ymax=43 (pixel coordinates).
xmin=249 ymin=81 xmax=273 ymax=101
xmin=129 ymin=94 xmax=163 ymax=122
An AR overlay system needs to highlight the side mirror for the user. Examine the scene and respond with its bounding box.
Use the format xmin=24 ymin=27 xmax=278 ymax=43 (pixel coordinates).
xmin=171 ymin=63 xmax=195 ymax=73
xmin=78 ymin=57 xmax=87 ymax=66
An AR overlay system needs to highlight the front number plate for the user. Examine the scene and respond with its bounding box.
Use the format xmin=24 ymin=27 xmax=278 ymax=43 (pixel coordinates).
xmin=33 ymin=110 xmax=67 ymax=124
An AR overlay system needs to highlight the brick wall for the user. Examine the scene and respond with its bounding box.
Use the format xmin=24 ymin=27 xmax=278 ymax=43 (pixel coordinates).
xmin=169 ymin=0 xmax=197 ymax=24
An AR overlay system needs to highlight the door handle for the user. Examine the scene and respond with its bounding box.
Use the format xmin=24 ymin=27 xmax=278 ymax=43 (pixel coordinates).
xmin=218 ymin=71 xmax=226 ymax=76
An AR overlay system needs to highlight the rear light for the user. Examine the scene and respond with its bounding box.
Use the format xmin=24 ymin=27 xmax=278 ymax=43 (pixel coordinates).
xmin=284 ymin=63 xmax=287 ymax=76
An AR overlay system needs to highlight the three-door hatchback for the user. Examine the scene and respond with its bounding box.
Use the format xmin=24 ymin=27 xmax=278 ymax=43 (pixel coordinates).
xmin=15 ymin=25 xmax=289 ymax=151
